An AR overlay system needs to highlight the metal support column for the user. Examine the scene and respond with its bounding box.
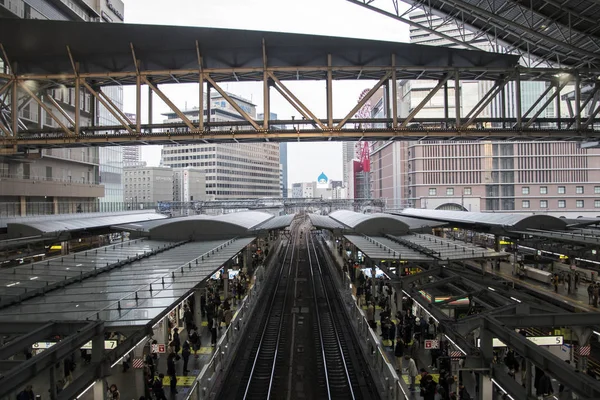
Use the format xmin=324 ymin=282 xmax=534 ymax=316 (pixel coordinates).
xmin=49 ymin=362 xmax=58 ymax=400
xmin=326 ymin=54 xmax=333 ymax=129
xmin=444 ymin=81 xmax=449 ymax=128
xmin=525 ymin=359 xmax=533 ymax=397
xmin=515 ymin=72 xmax=522 ymax=129
xmin=206 ymin=84 xmax=211 ymax=132
xmin=477 ymin=373 xmax=493 ymax=400
xmin=501 ymin=85 xmax=506 ymax=129
xmin=391 ymin=54 xmax=398 ymax=129
xmin=194 ymin=287 xmax=203 ymax=329
xmin=74 ymin=74 xmax=80 ymax=136
xmin=575 ymin=73 xmax=581 ymax=131
xmin=11 ymin=75 xmax=17 ymax=136
xmin=148 ymin=84 xmax=153 ymax=134
xmin=224 ymin=264 xmax=229 ymax=298
xmin=262 ymin=39 xmax=269 ymax=130
xmin=136 ymin=66 xmax=142 ymax=133
xmin=454 ymin=71 xmax=461 ymax=128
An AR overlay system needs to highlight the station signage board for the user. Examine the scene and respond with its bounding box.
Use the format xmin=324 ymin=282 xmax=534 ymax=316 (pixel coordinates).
xmin=477 ymin=336 xmax=563 ymax=348
xmin=33 ymin=340 xmax=117 ymax=350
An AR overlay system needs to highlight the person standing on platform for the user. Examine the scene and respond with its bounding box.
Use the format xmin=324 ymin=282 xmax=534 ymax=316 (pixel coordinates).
xmin=405 ymin=354 xmax=418 ymax=391
xmin=181 ymin=339 xmax=191 ymax=376
xmin=171 ymin=328 xmax=181 ymax=355
xmin=394 ymin=337 xmax=405 ymax=372
xmin=167 ymin=352 xmax=178 ymax=394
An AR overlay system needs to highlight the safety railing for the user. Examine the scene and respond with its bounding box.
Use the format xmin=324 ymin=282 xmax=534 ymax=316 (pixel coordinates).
xmin=318 ymin=234 xmax=408 ymax=400
xmin=186 ymin=263 xmax=266 ymax=400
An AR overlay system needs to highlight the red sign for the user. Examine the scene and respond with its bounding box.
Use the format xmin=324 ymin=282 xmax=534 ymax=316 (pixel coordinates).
xmin=424 ymin=340 xmax=439 ymax=349
xmin=158 ymin=344 xmax=166 ymax=353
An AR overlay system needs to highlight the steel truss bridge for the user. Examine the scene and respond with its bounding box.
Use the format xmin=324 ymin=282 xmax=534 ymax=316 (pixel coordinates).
xmin=0 ymin=20 xmax=599 ymax=153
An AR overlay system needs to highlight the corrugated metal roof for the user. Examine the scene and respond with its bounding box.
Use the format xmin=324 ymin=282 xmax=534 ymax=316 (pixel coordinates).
xmin=344 ymin=235 xmax=432 ymax=261
xmin=399 ymin=209 xmax=567 ymax=231
xmin=308 ymin=214 xmax=346 ymax=230
xmin=0 ymin=237 xmax=254 ymax=327
xmin=391 ymin=234 xmax=504 ymax=261
xmin=7 ymin=212 xmax=167 ymax=237
xmin=329 ymin=210 xmax=410 ymax=235
xmin=253 ymin=214 xmax=295 ymax=231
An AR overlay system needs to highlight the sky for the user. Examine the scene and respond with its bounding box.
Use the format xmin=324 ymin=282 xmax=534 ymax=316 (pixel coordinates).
xmin=122 ymin=0 xmax=410 ymax=185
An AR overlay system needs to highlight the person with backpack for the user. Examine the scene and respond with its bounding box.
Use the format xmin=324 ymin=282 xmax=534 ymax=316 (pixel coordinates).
xmin=189 ymin=328 xmax=201 ymax=356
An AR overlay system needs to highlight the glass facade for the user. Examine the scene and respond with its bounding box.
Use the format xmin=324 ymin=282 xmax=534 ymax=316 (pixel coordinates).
xmin=97 ymin=86 xmax=124 ymax=210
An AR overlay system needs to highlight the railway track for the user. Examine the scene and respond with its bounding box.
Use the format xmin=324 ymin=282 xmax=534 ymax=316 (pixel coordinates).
xmin=307 ymin=233 xmax=358 ymax=399
xmin=217 ymin=220 xmax=379 ymax=400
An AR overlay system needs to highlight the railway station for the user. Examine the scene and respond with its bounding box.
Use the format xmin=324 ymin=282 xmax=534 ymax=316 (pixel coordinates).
xmin=1 ymin=0 xmax=600 ymax=399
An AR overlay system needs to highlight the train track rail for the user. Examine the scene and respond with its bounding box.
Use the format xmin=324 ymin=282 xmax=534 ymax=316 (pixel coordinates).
xmin=239 ymin=232 xmax=297 ymax=400
xmin=307 ymin=233 xmax=357 ymax=399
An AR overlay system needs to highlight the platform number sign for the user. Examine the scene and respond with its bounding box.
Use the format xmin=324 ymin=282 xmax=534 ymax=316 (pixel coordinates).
xmin=424 ymin=340 xmax=439 ymax=349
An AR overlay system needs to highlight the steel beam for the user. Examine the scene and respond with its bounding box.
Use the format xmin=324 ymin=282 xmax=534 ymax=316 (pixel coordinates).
xmin=268 ymin=72 xmax=326 ymax=130
xmin=20 ymin=82 xmax=73 ymax=136
xmin=583 ymin=103 xmax=600 ymax=129
xmin=484 ymin=317 xmax=600 ymax=399
xmin=337 ymin=72 xmax=391 ymax=129
xmin=391 ymin=54 xmax=398 ymax=128
xmin=0 ymin=320 xmax=104 ymax=397
xmin=0 ymin=322 xmax=54 ymax=359
xmin=11 ymin=77 xmax=17 ymax=136
xmin=143 ymin=77 xmax=196 ymax=132
xmin=523 ymin=80 xmax=570 ymax=128
xmin=494 ymin=312 xmax=600 ymax=327
xmin=454 ymin=71 xmax=461 ymax=127
xmin=521 ymin=83 xmax=554 ymax=119
xmin=98 ymin=89 xmax=133 ymax=127
xmin=262 ymin=39 xmax=269 ymax=130
xmin=0 ymin=360 xmax=22 ymax=372
xmin=515 ymin=72 xmax=522 ymax=128
xmin=205 ymin=75 xmax=261 ymax=131
xmin=401 ymin=73 xmax=452 ymax=128
xmin=81 ymin=81 xmax=135 ymax=135
xmin=461 ymin=78 xmax=510 ymax=128
xmin=46 ymin=92 xmax=75 ymax=126
xmin=327 ymin=54 xmax=333 ymax=128
xmin=398 ymin=266 xmax=443 ymax=287
xmin=575 ymin=73 xmax=582 ymax=131
xmin=414 ymin=275 xmax=459 ymax=290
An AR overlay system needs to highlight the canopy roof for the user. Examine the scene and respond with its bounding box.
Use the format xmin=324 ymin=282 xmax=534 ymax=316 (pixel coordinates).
xmin=0 ymin=18 xmax=519 ymax=81
xmin=398 ymin=209 xmax=567 ymax=232
xmin=6 ymin=211 xmax=166 ymax=238
xmin=0 ymin=237 xmax=254 ymax=327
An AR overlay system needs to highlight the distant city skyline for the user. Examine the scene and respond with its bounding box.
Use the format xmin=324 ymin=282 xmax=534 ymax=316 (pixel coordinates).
xmin=122 ymin=0 xmax=410 ymax=186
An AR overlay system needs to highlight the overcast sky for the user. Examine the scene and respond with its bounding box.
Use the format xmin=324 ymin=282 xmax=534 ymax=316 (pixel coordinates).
xmin=123 ymin=0 xmax=410 ymax=185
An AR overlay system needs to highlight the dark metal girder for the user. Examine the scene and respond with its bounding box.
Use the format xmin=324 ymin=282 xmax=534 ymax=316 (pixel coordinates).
xmin=484 ymin=316 xmax=600 ymax=399
xmin=0 ymin=320 xmax=88 ymax=335
xmin=494 ymin=312 xmax=600 ymax=327
xmin=0 ymin=320 xmax=104 ymax=397
xmin=0 ymin=322 xmax=54 ymax=360
xmin=398 ymin=266 xmax=443 ymax=286
xmin=414 ymin=275 xmax=460 ymax=290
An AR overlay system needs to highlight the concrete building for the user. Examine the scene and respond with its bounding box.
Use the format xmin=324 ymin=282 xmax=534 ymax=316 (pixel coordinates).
xmin=291 ymin=173 xmax=338 ymax=199
xmin=173 ymin=168 xmax=206 ymax=203
xmin=369 ymin=10 xmax=600 ymax=217
xmin=280 ymin=142 xmax=288 ymax=197
xmin=342 ymin=142 xmax=356 ymax=187
xmin=124 ymin=166 xmax=173 ymax=205
xmin=123 ymin=113 xmax=141 ymax=167
xmin=161 ymin=93 xmax=280 ymax=199
xmin=0 ymin=0 xmax=124 ymax=216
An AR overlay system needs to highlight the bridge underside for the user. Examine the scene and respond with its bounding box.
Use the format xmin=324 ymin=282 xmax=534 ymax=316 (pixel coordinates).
xmin=0 ymin=19 xmax=599 ymax=151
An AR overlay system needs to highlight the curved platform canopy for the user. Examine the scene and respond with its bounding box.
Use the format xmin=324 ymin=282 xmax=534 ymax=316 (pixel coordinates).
xmin=0 ymin=18 xmax=518 ymax=83
xmin=146 ymin=211 xmax=293 ymax=241
xmin=6 ymin=211 xmax=167 ymax=239
xmin=398 ymin=208 xmax=568 ymax=233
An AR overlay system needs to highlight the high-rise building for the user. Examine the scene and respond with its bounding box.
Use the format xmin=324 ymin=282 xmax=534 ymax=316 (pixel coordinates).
xmin=0 ymin=0 xmax=124 ymax=216
xmin=161 ymin=93 xmax=280 ymax=199
xmin=124 ymin=166 xmax=174 ymax=204
xmin=280 ymin=142 xmax=288 ymax=197
xmin=369 ymin=11 xmax=600 ymax=217
xmin=123 ymin=113 xmax=141 ymax=167
xmin=342 ymin=141 xmax=356 ymax=188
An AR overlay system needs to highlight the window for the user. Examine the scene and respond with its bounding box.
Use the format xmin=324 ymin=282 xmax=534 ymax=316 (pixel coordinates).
xmin=595 ymin=186 xmax=600 ymax=194
xmin=576 ymin=200 xmax=584 ymax=208
xmin=540 ymin=186 xmax=547 ymax=194
xmin=558 ymin=186 xmax=566 ymax=194
xmin=522 ymin=200 xmax=530 ymax=208
xmin=446 ymin=188 xmax=454 ymax=196
xmin=540 ymin=200 xmax=548 ymax=208
xmin=464 ymin=187 xmax=472 ymax=195
xmin=576 ymin=186 xmax=584 ymax=194
xmin=429 ymin=188 xmax=437 ymax=196
xmin=558 ymin=200 xmax=566 ymax=208
xmin=595 ymin=200 xmax=600 ymax=208
xmin=522 ymin=187 xmax=530 ymax=195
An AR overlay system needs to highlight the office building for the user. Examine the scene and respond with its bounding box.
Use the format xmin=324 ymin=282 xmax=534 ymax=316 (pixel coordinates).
xmin=342 ymin=142 xmax=356 ymax=187
xmin=369 ymin=11 xmax=600 ymax=217
xmin=124 ymin=166 xmax=174 ymax=204
xmin=0 ymin=0 xmax=124 ymax=216
xmin=280 ymin=143 xmax=288 ymax=197
xmin=123 ymin=113 xmax=142 ymax=167
xmin=161 ymin=93 xmax=280 ymax=199
xmin=173 ymin=168 xmax=206 ymax=203
xmin=291 ymin=173 xmax=338 ymax=199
